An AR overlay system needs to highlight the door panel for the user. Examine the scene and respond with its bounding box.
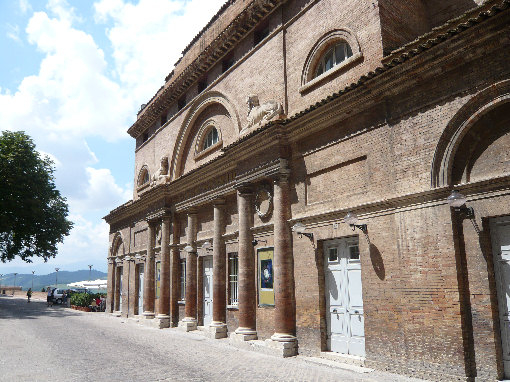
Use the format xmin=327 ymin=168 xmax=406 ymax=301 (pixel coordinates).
xmin=203 ymin=257 xmax=213 ymax=326
xmin=325 ymin=238 xmax=365 ymax=357
xmin=491 ymin=218 xmax=510 ymax=377
xmin=138 ymin=265 xmax=144 ymax=314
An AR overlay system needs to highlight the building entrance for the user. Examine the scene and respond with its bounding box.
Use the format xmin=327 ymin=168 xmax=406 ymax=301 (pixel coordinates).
xmin=138 ymin=264 xmax=144 ymax=315
xmin=490 ymin=216 xmax=510 ymax=377
xmin=203 ymin=256 xmax=213 ymax=326
xmin=324 ymin=237 xmax=365 ymax=356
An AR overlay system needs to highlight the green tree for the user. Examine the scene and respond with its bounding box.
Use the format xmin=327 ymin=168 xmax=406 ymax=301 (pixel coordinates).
xmin=0 ymin=131 xmax=72 ymax=262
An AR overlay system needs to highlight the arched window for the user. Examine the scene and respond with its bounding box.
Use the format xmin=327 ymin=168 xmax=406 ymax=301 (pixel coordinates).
xmin=314 ymin=42 xmax=353 ymax=79
xmin=138 ymin=167 xmax=150 ymax=187
xmin=203 ymin=127 xmax=219 ymax=150
xmin=301 ymin=29 xmax=362 ymax=93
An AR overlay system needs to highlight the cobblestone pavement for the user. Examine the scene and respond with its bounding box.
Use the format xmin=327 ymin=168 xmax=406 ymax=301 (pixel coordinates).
xmin=0 ymin=296 xmax=427 ymax=382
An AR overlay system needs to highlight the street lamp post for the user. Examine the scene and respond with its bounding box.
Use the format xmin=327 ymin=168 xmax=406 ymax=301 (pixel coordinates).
xmin=88 ymin=265 xmax=93 ymax=281
xmin=0 ymin=274 xmax=3 ymax=294
xmin=55 ymin=268 xmax=60 ymax=287
xmin=31 ymin=271 xmax=35 ymax=290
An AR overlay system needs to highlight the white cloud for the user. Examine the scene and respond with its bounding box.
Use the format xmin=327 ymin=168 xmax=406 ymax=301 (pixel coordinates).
xmin=0 ymin=0 xmax=226 ymax=274
xmin=19 ymin=0 xmax=32 ymax=14
xmin=69 ymin=167 xmax=131 ymax=214
xmin=6 ymin=24 xmax=22 ymax=43
xmin=94 ymin=0 xmax=226 ymax=102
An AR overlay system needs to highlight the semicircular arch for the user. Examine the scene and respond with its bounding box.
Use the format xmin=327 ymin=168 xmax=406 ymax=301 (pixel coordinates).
xmin=431 ymin=79 xmax=510 ymax=188
xmin=169 ymin=91 xmax=240 ymax=180
xmin=110 ymin=232 xmax=125 ymax=257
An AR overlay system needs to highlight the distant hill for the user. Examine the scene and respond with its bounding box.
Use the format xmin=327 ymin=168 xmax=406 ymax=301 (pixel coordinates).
xmin=0 ymin=270 xmax=107 ymax=291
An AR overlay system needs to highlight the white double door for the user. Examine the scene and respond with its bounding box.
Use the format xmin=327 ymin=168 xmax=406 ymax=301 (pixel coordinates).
xmin=138 ymin=265 xmax=144 ymax=314
xmin=491 ymin=217 xmax=510 ymax=377
xmin=324 ymin=238 xmax=365 ymax=356
xmin=203 ymin=256 xmax=213 ymax=326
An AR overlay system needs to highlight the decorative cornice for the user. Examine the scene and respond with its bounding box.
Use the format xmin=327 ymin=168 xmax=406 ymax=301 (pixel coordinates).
xmin=129 ymin=0 xmax=286 ymax=138
xmin=105 ymin=1 xmax=509 ymax=225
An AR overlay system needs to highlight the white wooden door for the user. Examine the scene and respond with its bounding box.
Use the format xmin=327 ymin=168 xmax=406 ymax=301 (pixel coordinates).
xmin=491 ymin=217 xmax=510 ymax=377
xmin=203 ymin=256 xmax=213 ymax=326
xmin=325 ymin=238 xmax=365 ymax=356
xmin=138 ymin=265 xmax=144 ymax=315
xmin=119 ymin=270 xmax=123 ymax=312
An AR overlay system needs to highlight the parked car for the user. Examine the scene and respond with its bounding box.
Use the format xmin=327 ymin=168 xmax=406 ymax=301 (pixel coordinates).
xmin=51 ymin=288 xmax=67 ymax=304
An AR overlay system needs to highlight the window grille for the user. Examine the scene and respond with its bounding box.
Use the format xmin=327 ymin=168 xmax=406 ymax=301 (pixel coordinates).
xmin=228 ymin=252 xmax=238 ymax=305
xmin=180 ymin=259 xmax=186 ymax=301
xmin=203 ymin=127 xmax=219 ymax=150
xmin=314 ymin=41 xmax=353 ymax=78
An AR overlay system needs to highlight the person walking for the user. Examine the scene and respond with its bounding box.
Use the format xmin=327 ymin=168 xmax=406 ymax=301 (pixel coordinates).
xmin=26 ymin=288 xmax=32 ymax=303
xmin=46 ymin=287 xmax=52 ymax=307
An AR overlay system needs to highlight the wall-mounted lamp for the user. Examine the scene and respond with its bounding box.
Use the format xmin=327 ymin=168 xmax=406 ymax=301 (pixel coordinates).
xmin=447 ymin=190 xmax=480 ymax=233
xmin=183 ymin=244 xmax=195 ymax=253
xmin=252 ymin=239 xmax=267 ymax=246
xmin=343 ymin=212 xmax=368 ymax=234
xmin=201 ymin=241 xmax=213 ymax=251
xmin=292 ymin=222 xmax=314 ymax=242
xmin=135 ymin=254 xmax=142 ymax=261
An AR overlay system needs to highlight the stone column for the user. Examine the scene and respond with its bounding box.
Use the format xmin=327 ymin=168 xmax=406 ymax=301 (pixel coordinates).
xmin=114 ymin=263 xmax=121 ymax=313
xmin=232 ymin=185 xmax=257 ymax=341
xmin=106 ymin=258 xmax=115 ymax=313
xmin=170 ymin=215 xmax=180 ymax=327
xmin=121 ymin=257 xmax=131 ymax=317
xmin=143 ymin=222 xmax=156 ymax=318
xmin=269 ymin=174 xmax=298 ymax=356
xmin=156 ymin=216 xmax=171 ymax=328
xmin=210 ymin=199 xmax=227 ymax=338
xmin=179 ymin=210 xmax=198 ymax=331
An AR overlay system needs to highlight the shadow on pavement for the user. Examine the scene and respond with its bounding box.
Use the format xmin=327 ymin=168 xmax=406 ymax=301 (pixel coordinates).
xmin=0 ymin=296 xmax=85 ymax=320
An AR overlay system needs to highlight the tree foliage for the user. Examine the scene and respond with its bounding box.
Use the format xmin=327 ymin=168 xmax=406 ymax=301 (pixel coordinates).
xmin=0 ymin=131 xmax=73 ymax=262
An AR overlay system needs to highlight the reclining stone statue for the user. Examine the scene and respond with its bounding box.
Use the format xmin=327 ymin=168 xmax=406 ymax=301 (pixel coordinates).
xmin=245 ymin=95 xmax=282 ymax=129
xmin=152 ymin=156 xmax=170 ymax=185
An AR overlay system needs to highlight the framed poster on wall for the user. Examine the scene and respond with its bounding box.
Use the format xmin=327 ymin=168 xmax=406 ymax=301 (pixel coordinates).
xmin=258 ymin=247 xmax=274 ymax=306
xmin=156 ymin=261 xmax=161 ymax=299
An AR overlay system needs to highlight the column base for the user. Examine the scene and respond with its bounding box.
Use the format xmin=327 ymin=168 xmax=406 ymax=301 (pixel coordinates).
xmin=178 ymin=318 xmax=197 ymax=332
xmin=205 ymin=322 xmax=228 ymax=339
xmin=142 ymin=311 xmax=155 ymax=319
xmin=154 ymin=314 xmax=170 ymax=329
xmin=111 ymin=311 xmax=121 ymax=317
xmin=230 ymin=327 xmax=258 ymax=342
xmin=266 ymin=334 xmax=298 ymax=357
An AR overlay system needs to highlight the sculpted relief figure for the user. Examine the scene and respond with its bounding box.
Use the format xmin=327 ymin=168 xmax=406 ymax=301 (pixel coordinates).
xmin=152 ymin=156 xmax=170 ymax=185
xmin=245 ymin=95 xmax=282 ymax=130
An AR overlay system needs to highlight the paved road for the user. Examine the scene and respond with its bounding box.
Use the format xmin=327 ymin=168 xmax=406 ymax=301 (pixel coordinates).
xmin=0 ymin=296 xmax=425 ymax=382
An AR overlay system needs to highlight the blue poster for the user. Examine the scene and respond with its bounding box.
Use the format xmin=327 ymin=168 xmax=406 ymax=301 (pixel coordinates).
xmin=260 ymin=259 xmax=273 ymax=289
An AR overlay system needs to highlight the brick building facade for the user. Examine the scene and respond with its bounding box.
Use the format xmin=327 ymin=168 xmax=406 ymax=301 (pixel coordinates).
xmin=104 ymin=0 xmax=510 ymax=380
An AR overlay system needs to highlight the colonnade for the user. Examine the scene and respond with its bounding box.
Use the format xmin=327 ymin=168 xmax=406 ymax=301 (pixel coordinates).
xmin=107 ymin=174 xmax=297 ymax=350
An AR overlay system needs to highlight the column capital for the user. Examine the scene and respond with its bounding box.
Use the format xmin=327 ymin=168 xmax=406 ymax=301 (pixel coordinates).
xmin=235 ymin=183 xmax=253 ymax=195
xmin=186 ymin=208 xmax=198 ymax=215
xmin=212 ymin=197 xmax=226 ymax=206
xmin=272 ymin=171 xmax=291 ymax=184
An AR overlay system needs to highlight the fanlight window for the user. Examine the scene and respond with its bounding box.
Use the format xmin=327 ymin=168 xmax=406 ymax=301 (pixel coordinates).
xmin=203 ymin=127 xmax=219 ymax=150
xmin=138 ymin=167 xmax=150 ymax=186
xmin=314 ymin=41 xmax=353 ymax=79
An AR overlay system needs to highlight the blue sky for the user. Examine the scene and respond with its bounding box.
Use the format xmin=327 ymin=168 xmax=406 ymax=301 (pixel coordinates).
xmin=0 ymin=0 xmax=225 ymax=276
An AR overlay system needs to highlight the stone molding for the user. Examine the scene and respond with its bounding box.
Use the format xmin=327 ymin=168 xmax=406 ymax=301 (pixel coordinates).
xmin=129 ymin=0 xmax=285 ymax=138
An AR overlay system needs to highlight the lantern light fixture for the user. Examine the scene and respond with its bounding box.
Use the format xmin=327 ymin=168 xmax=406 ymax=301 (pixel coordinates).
xmin=292 ymin=222 xmax=314 ymax=242
xmin=183 ymin=244 xmax=194 ymax=253
xmin=202 ymin=241 xmax=213 ymax=251
xmin=343 ymin=212 xmax=368 ymax=234
xmin=447 ymin=190 xmax=478 ymax=232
